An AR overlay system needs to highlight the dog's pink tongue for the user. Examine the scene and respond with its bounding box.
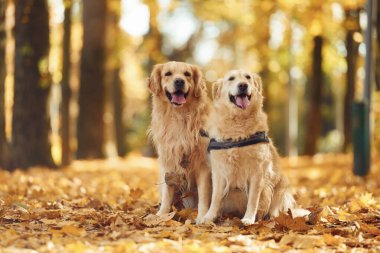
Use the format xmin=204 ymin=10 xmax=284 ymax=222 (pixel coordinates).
xmin=236 ymin=96 xmax=250 ymax=110
xmin=171 ymin=94 xmax=186 ymax=104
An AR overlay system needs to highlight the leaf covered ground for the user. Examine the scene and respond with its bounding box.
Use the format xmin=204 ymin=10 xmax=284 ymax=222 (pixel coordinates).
xmin=0 ymin=154 xmax=379 ymax=252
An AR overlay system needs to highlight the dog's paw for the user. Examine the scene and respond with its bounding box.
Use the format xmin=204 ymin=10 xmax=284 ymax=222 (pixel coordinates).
xmin=196 ymin=213 xmax=216 ymax=225
xmin=156 ymin=209 xmax=169 ymax=216
xmin=241 ymin=217 xmax=256 ymax=226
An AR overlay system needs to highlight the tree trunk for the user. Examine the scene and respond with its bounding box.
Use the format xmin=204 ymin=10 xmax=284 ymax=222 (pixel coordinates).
xmin=376 ymin=2 xmax=380 ymax=90
xmin=77 ymin=0 xmax=107 ymax=159
xmin=12 ymin=0 xmax=53 ymax=169
xmin=141 ymin=0 xmax=166 ymax=157
xmin=0 ymin=0 xmax=6 ymax=168
xmin=112 ymin=67 xmax=127 ymax=156
xmin=343 ymin=9 xmax=360 ymax=152
xmin=61 ymin=0 xmax=72 ymax=166
xmin=304 ymin=35 xmax=323 ymax=155
xmin=106 ymin=0 xmax=127 ymax=157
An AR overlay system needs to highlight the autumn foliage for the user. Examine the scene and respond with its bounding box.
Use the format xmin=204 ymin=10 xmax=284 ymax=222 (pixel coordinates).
xmin=0 ymin=154 xmax=379 ymax=252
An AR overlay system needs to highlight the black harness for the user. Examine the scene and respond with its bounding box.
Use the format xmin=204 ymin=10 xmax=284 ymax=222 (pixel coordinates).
xmin=205 ymin=131 xmax=270 ymax=152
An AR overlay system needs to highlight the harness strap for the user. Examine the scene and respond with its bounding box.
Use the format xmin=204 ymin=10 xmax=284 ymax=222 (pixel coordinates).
xmin=208 ymin=131 xmax=269 ymax=152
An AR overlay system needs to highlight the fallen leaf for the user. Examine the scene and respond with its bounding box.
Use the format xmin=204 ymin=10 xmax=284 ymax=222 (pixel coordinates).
xmin=176 ymin=208 xmax=196 ymax=220
xmin=61 ymin=225 xmax=87 ymax=236
xmin=307 ymin=206 xmax=323 ymax=225
xmin=274 ymin=212 xmax=310 ymax=232
xmin=323 ymin=234 xmax=342 ymax=246
xmin=349 ymin=193 xmax=377 ymax=212
xmin=358 ymin=222 xmax=380 ymax=236
xmin=130 ymin=188 xmax=143 ymax=200
xmin=280 ymin=233 xmax=325 ymax=249
xmin=143 ymin=212 xmax=176 ymax=226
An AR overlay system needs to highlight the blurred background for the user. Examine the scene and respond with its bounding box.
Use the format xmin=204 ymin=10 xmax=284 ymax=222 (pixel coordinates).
xmin=0 ymin=0 xmax=379 ymax=169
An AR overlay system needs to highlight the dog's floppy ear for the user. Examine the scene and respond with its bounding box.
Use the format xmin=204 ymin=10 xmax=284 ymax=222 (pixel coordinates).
xmin=253 ymin=73 xmax=263 ymax=94
xmin=191 ymin=64 xmax=206 ymax=98
xmin=212 ymin=79 xmax=223 ymax=99
xmin=147 ymin=64 xmax=163 ymax=95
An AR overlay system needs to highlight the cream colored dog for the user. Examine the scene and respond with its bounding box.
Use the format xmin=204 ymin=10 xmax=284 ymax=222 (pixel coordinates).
xmin=200 ymin=70 xmax=295 ymax=225
xmin=147 ymin=61 xmax=211 ymax=222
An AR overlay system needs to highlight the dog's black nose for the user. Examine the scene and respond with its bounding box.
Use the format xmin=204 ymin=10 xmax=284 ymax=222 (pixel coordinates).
xmin=238 ymin=83 xmax=248 ymax=92
xmin=174 ymin=78 xmax=185 ymax=90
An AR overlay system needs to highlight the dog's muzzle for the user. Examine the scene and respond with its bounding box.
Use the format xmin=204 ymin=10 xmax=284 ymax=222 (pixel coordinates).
xmin=165 ymin=79 xmax=189 ymax=106
xmin=229 ymin=87 xmax=251 ymax=110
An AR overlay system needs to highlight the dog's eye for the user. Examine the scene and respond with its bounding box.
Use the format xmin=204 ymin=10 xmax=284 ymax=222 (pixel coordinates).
xmin=165 ymin=71 xmax=172 ymax=76
xmin=228 ymin=76 xmax=235 ymax=81
xmin=245 ymin=75 xmax=251 ymax=79
xmin=184 ymin=71 xmax=191 ymax=77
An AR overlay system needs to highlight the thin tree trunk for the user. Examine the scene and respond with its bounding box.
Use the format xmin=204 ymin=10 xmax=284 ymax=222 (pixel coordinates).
xmin=141 ymin=0 xmax=165 ymax=157
xmin=304 ymin=35 xmax=323 ymax=155
xmin=112 ymin=67 xmax=127 ymax=156
xmin=0 ymin=0 xmax=6 ymax=168
xmin=343 ymin=9 xmax=360 ymax=152
xmin=77 ymin=0 xmax=107 ymax=159
xmin=61 ymin=0 xmax=72 ymax=166
xmin=12 ymin=0 xmax=53 ymax=169
xmin=106 ymin=0 xmax=127 ymax=157
xmin=376 ymin=3 xmax=380 ymax=90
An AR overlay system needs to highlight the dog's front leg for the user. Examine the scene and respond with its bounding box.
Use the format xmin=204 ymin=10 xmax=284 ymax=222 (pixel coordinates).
xmin=198 ymin=172 xmax=225 ymax=224
xmin=241 ymin=175 xmax=264 ymax=225
xmin=156 ymin=177 xmax=175 ymax=216
xmin=195 ymin=169 xmax=211 ymax=223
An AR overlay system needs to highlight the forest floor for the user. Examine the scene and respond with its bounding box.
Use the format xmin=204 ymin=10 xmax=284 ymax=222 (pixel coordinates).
xmin=0 ymin=154 xmax=379 ymax=253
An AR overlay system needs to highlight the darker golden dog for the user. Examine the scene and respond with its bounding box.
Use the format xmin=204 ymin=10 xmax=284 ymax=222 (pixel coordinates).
xmin=147 ymin=61 xmax=211 ymax=223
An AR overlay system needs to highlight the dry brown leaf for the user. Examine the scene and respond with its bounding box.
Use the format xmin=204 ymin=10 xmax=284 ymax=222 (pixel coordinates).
xmin=130 ymin=188 xmax=143 ymax=200
xmin=274 ymin=212 xmax=310 ymax=232
xmin=143 ymin=212 xmax=176 ymax=226
xmin=280 ymin=233 xmax=325 ymax=249
xmin=307 ymin=206 xmax=323 ymax=225
xmin=358 ymin=222 xmax=380 ymax=236
xmin=176 ymin=208 xmax=196 ymax=220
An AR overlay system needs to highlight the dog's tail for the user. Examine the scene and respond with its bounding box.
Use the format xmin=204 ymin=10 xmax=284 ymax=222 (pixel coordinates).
xmin=280 ymin=190 xmax=296 ymax=212
xmin=269 ymin=177 xmax=296 ymax=217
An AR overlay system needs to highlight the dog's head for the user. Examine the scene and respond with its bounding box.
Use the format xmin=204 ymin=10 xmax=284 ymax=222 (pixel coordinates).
xmin=147 ymin=61 xmax=205 ymax=107
xmin=212 ymin=70 xmax=263 ymax=112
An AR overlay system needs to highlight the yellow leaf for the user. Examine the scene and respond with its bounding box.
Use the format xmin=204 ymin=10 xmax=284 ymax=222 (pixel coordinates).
xmin=323 ymin=234 xmax=342 ymax=246
xmin=61 ymin=225 xmax=87 ymax=237
xmin=280 ymin=233 xmax=325 ymax=249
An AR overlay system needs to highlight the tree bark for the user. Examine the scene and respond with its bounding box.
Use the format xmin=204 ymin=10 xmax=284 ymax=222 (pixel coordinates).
xmin=343 ymin=9 xmax=360 ymax=152
xmin=12 ymin=0 xmax=53 ymax=169
xmin=376 ymin=2 xmax=380 ymax=90
xmin=304 ymin=35 xmax=323 ymax=155
xmin=77 ymin=0 xmax=107 ymax=159
xmin=0 ymin=0 xmax=6 ymax=168
xmin=106 ymin=0 xmax=127 ymax=157
xmin=112 ymin=67 xmax=127 ymax=156
xmin=61 ymin=0 xmax=72 ymax=165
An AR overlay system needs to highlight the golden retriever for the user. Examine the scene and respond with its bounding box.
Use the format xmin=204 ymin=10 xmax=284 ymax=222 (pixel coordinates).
xmin=199 ymin=70 xmax=296 ymax=225
xmin=147 ymin=61 xmax=211 ymax=222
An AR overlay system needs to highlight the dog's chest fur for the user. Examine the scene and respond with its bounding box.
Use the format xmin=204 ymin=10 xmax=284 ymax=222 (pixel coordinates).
xmin=210 ymin=144 xmax=274 ymax=189
xmin=150 ymin=99 xmax=208 ymax=173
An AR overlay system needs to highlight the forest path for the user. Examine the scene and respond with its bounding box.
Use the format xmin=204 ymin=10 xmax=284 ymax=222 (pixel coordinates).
xmin=0 ymin=154 xmax=379 ymax=252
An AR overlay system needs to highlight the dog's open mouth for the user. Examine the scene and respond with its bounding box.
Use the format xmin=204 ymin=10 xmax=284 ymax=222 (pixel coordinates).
xmin=229 ymin=94 xmax=251 ymax=110
xmin=166 ymin=89 xmax=189 ymax=106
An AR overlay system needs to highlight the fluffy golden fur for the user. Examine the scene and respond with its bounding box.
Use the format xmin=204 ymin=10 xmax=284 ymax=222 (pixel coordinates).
xmin=200 ymin=70 xmax=295 ymax=225
xmin=147 ymin=61 xmax=211 ymax=222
